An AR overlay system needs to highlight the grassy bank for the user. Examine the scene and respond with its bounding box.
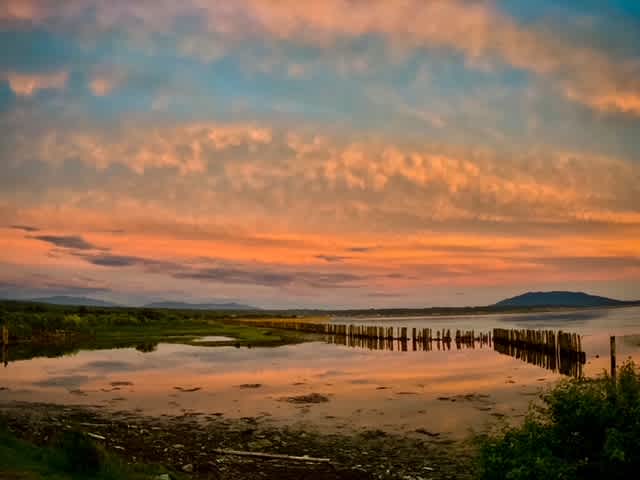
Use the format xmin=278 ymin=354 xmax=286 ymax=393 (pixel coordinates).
xmin=0 ymin=300 xmax=320 ymax=362
xmin=478 ymin=361 xmax=640 ymax=479
xmin=0 ymin=422 xmax=180 ymax=480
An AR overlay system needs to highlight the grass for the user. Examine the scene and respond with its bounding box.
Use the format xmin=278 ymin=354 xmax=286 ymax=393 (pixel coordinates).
xmin=1 ymin=300 xmax=319 ymax=362
xmin=0 ymin=423 xmax=179 ymax=480
xmin=477 ymin=361 xmax=640 ymax=480
xmin=89 ymin=320 xmax=300 ymax=346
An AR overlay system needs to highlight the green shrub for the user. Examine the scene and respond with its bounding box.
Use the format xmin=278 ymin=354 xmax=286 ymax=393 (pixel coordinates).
xmin=54 ymin=430 xmax=105 ymax=475
xmin=478 ymin=361 xmax=640 ymax=480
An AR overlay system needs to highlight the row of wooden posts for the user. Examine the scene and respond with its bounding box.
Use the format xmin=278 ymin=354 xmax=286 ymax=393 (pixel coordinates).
xmin=326 ymin=330 xmax=492 ymax=352
xmin=492 ymin=328 xmax=582 ymax=354
xmin=245 ymin=319 xmax=491 ymax=345
xmin=324 ymin=323 xmax=493 ymax=345
xmin=324 ymin=330 xmax=587 ymax=377
xmin=246 ymin=320 xmax=584 ymax=355
xmin=244 ymin=320 xmax=592 ymax=375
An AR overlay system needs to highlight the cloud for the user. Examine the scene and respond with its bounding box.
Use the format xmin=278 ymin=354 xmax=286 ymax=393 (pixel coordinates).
xmin=70 ymin=248 xmax=363 ymax=289
xmin=0 ymin=268 xmax=112 ymax=298
xmin=533 ymin=255 xmax=640 ymax=272
xmin=3 ymin=1 xmax=639 ymax=115
xmin=32 ymin=234 xmax=96 ymax=250
xmin=346 ymin=246 xmax=375 ymax=253
xmin=86 ymin=254 xmax=140 ymax=267
xmin=74 ymin=252 xmax=176 ymax=273
xmin=315 ymin=254 xmax=351 ymax=263
xmin=17 ymin=122 xmax=273 ymax=174
xmin=173 ymin=267 xmax=293 ymax=287
xmin=89 ymin=67 xmax=127 ymax=96
xmin=174 ymin=267 xmax=362 ymax=289
xmin=6 ymin=121 xmax=640 ymax=232
xmin=10 ymin=224 xmax=39 ymax=232
xmin=366 ymin=292 xmax=404 ymax=298
xmin=3 ymin=70 xmax=68 ymax=96
xmin=237 ymin=0 xmax=640 ymax=116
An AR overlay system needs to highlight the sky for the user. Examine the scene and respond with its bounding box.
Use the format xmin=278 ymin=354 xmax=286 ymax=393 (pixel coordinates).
xmin=1 ymin=0 xmax=639 ymax=308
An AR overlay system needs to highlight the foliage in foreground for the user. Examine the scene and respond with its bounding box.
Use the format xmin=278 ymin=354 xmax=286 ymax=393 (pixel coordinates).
xmin=0 ymin=423 xmax=176 ymax=480
xmin=478 ymin=361 xmax=640 ymax=480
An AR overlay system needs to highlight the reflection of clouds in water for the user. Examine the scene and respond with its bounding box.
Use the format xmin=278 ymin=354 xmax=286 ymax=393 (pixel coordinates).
xmin=315 ymin=370 xmax=348 ymax=378
xmin=167 ymin=345 xmax=290 ymax=363
xmin=84 ymin=360 xmax=134 ymax=372
xmin=33 ymin=375 xmax=90 ymax=388
xmin=167 ymin=342 xmax=370 ymax=366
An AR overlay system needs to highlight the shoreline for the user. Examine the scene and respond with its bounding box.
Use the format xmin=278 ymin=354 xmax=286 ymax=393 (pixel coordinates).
xmin=0 ymin=401 xmax=475 ymax=479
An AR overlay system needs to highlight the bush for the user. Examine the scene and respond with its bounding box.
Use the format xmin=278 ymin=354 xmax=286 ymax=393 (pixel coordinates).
xmin=54 ymin=430 xmax=105 ymax=474
xmin=478 ymin=361 xmax=640 ymax=480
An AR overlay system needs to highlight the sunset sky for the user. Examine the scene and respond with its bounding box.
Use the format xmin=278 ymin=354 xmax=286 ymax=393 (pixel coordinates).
xmin=1 ymin=0 xmax=639 ymax=308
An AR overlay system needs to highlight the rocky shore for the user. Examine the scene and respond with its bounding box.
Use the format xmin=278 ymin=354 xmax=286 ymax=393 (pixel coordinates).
xmin=0 ymin=401 xmax=475 ymax=479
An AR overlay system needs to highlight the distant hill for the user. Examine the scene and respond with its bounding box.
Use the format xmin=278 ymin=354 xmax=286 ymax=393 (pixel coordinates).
xmin=143 ymin=301 xmax=258 ymax=311
xmin=494 ymin=291 xmax=629 ymax=308
xmin=29 ymin=296 xmax=120 ymax=307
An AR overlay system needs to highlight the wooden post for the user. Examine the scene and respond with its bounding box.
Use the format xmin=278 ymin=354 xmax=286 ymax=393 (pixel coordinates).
xmin=610 ymin=336 xmax=616 ymax=381
xmin=1 ymin=325 xmax=7 ymax=367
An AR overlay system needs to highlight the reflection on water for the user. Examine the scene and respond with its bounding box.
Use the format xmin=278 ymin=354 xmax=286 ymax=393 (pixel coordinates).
xmin=325 ymin=328 xmax=587 ymax=378
xmin=0 ymin=307 xmax=639 ymax=438
xmin=493 ymin=343 xmax=584 ymax=378
xmin=135 ymin=342 xmax=158 ymax=353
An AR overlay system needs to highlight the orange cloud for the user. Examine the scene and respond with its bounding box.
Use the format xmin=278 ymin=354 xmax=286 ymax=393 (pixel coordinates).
xmin=4 ymin=71 xmax=68 ymax=96
xmin=16 ymin=123 xmax=273 ymax=174
xmin=89 ymin=67 xmax=128 ymax=96
xmin=7 ymin=120 xmax=640 ymax=231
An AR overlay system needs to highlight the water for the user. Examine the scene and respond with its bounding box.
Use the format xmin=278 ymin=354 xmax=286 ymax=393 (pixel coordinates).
xmin=1 ymin=306 xmax=639 ymax=438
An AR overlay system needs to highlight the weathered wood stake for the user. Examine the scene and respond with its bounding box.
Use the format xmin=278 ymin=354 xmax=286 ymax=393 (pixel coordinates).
xmin=610 ymin=335 xmax=616 ymax=381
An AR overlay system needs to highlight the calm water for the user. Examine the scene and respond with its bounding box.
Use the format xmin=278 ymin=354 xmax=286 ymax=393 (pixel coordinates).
xmin=1 ymin=307 xmax=639 ymax=438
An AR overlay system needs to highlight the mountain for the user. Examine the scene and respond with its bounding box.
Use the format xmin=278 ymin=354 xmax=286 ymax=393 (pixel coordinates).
xmin=494 ymin=291 xmax=629 ymax=308
xmin=29 ymin=296 xmax=120 ymax=307
xmin=143 ymin=301 xmax=258 ymax=311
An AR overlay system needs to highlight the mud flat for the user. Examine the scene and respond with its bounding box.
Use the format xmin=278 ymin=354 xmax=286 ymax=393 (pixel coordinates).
xmin=0 ymin=401 xmax=475 ymax=480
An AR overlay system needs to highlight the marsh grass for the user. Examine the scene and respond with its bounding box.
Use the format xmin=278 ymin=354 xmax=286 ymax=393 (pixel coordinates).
xmin=1 ymin=300 xmax=312 ymax=362
xmin=477 ymin=361 xmax=640 ymax=480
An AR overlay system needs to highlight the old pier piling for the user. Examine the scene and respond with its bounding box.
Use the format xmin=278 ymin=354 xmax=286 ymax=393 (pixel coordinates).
xmin=239 ymin=319 xmax=586 ymax=376
xmin=610 ymin=336 xmax=617 ymax=381
xmin=492 ymin=328 xmax=586 ymax=377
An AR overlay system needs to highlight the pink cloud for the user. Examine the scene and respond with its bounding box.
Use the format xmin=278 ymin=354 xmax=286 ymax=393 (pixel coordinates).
xmin=89 ymin=67 xmax=127 ymax=96
xmin=4 ymin=71 xmax=68 ymax=96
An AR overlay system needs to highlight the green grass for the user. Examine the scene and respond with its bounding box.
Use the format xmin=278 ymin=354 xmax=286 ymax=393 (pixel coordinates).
xmin=477 ymin=361 xmax=640 ymax=480
xmin=1 ymin=300 xmax=312 ymax=362
xmin=0 ymin=424 xmax=178 ymax=480
xmin=90 ymin=321 xmax=293 ymax=345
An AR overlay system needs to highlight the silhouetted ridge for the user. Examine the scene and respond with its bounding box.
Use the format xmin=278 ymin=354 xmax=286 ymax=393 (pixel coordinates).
xmin=143 ymin=301 xmax=258 ymax=311
xmin=494 ymin=291 xmax=625 ymax=308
